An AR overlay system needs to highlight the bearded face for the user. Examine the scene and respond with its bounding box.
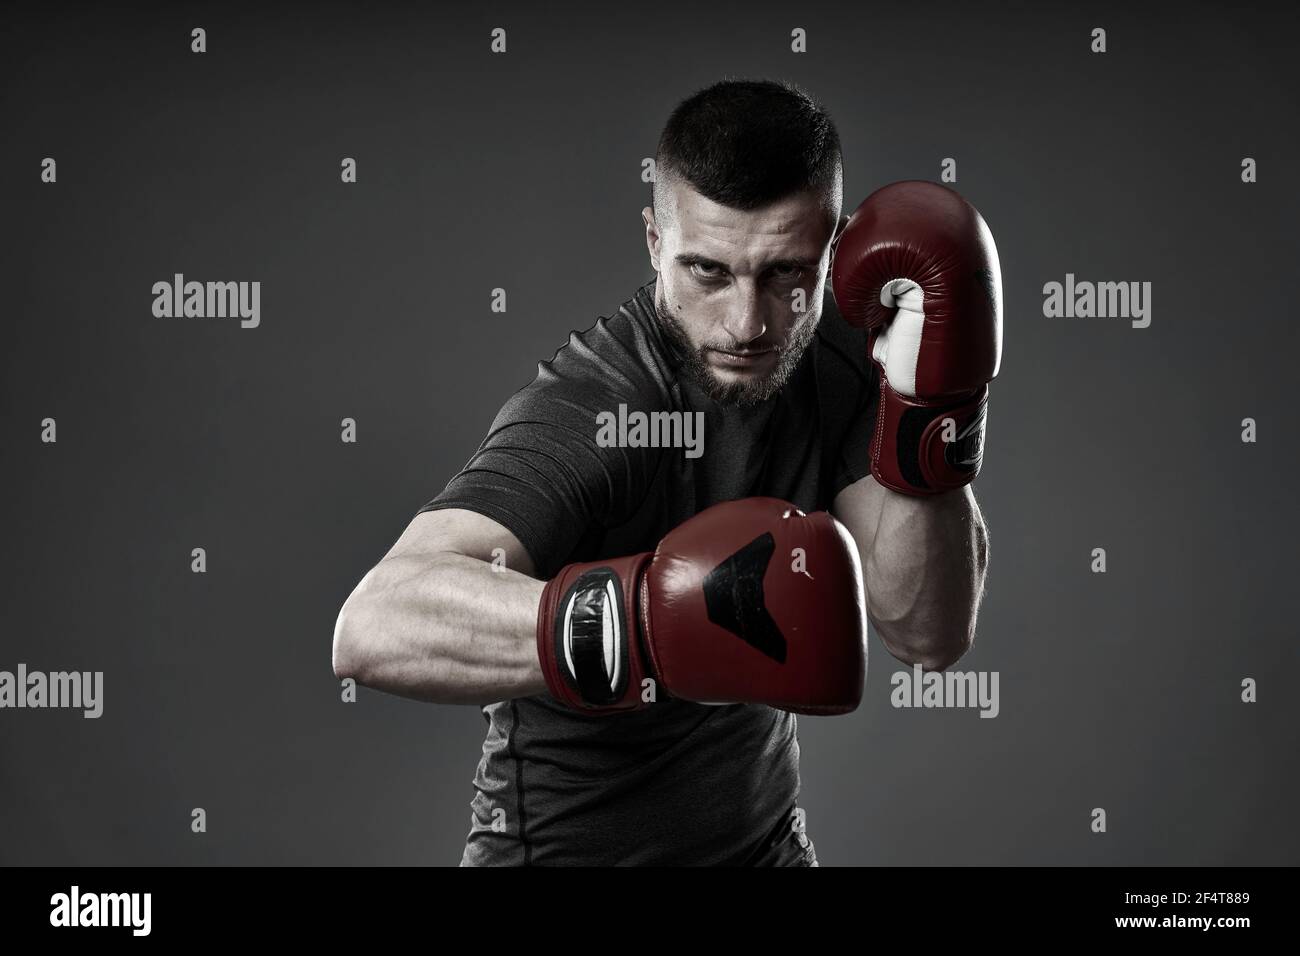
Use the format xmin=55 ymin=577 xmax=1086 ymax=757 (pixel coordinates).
xmin=643 ymin=174 xmax=839 ymax=407
xmin=654 ymin=284 xmax=820 ymax=406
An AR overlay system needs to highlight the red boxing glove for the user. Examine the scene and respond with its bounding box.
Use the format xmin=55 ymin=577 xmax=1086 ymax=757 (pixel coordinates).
xmin=537 ymin=497 xmax=867 ymax=716
xmin=832 ymin=181 xmax=1003 ymax=495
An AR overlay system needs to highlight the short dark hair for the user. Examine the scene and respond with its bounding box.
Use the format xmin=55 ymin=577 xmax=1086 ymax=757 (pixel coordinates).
xmin=653 ymin=79 xmax=842 ymax=216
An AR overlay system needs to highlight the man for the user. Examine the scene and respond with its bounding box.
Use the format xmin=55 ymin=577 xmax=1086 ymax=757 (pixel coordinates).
xmin=332 ymin=79 xmax=999 ymax=865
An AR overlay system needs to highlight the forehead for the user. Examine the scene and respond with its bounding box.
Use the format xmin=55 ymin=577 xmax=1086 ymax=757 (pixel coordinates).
xmin=662 ymin=179 xmax=833 ymax=255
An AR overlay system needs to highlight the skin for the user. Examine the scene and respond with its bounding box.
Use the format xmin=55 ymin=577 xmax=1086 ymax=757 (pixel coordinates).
xmin=332 ymin=172 xmax=990 ymax=702
xmin=645 ymin=168 xmax=835 ymax=407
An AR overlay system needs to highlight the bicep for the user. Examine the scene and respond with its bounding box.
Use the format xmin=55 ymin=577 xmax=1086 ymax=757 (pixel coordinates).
xmin=384 ymin=508 xmax=536 ymax=578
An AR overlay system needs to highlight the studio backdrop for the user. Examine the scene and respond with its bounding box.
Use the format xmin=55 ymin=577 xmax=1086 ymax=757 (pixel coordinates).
xmin=2 ymin=0 xmax=1296 ymax=865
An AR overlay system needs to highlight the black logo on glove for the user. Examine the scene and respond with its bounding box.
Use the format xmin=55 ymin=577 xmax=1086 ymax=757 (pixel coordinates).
xmin=702 ymin=533 xmax=787 ymax=663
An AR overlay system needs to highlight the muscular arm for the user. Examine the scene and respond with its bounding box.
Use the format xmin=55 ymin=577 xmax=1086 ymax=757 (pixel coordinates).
xmin=833 ymin=476 xmax=989 ymax=671
xmin=331 ymin=509 xmax=547 ymax=705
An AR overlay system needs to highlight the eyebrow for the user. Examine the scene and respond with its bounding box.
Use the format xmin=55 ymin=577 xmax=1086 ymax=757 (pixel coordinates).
xmin=674 ymin=252 xmax=821 ymax=272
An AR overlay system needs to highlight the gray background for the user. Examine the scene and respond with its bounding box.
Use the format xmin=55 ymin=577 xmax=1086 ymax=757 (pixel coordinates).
xmin=2 ymin=0 xmax=1296 ymax=865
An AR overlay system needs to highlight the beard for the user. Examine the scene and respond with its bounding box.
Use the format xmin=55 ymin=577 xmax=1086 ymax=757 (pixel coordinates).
xmin=654 ymin=286 xmax=820 ymax=407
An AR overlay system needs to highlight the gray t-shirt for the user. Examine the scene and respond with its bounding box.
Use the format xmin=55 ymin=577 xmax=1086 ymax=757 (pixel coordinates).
xmin=422 ymin=279 xmax=877 ymax=865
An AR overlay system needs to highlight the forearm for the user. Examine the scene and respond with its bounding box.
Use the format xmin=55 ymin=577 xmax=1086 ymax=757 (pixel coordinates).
xmin=332 ymin=552 xmax=547 ymax=705
xmin=853 ymin=482 xmax=989 ymax=669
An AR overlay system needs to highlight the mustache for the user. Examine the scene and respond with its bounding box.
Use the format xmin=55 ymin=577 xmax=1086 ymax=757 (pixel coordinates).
xmin=702 ymin=339 xmax=782 ymax=356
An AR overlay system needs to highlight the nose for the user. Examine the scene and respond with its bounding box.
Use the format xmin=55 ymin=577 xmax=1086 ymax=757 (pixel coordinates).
xmin=721 ymin=282 xmax=766 ymax=346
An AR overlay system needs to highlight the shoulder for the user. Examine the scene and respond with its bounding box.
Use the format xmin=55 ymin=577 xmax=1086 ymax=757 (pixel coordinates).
xmin=497 ymin=282 xmax=680 ymax=427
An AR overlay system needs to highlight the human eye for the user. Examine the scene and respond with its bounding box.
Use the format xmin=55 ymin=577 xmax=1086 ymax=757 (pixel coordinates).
xmin=690 ymin=260 xmax=726 ymax=281
xmin=767 ymin=263 xmax=805 ymax=282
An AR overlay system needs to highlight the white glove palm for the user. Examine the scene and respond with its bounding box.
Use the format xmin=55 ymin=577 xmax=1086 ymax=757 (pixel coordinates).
xmin=871 ymin=278 xmax=926 ymax=399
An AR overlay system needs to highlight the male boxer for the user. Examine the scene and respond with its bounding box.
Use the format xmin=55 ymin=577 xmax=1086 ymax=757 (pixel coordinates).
xmin=333 ymin=79 xmax=999 ymax=865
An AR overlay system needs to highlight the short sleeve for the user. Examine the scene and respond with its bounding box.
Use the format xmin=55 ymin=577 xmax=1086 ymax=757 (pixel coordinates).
xmin=420 ymin=313 xmax=672 ymax=578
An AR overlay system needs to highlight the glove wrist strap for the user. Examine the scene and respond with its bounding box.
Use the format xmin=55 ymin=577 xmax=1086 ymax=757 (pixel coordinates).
xmin=871 ymin=379 xmax=989 ymax=495
xmin=537 ymin=552 xmax=654 ymax=713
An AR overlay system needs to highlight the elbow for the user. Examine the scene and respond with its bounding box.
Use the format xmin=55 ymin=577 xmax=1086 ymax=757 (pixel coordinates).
xmin=874 ymin=617 xmax=973 ymax=672
xmin=331 ymin=598 xmax=367 ymax=683
xmin=332 ymin=561 xmax=396 ymax=684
